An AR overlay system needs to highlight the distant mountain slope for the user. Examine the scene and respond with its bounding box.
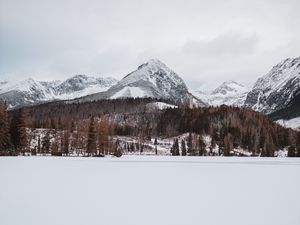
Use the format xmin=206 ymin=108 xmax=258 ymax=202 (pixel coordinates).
xmin=194 ymin=81 xmax=249 ymax=107
xmin=269 ymin=88 xmax=300 ymax=121
xmin=0 ymin=78 xmax=55 ymax=108
xmin=0 ymin=75 xmax=117 ymax=108
xmin=76 ymin=59 xmax=205 ymax=106
xmin=244 ymin=57 xmax=300 ymax=114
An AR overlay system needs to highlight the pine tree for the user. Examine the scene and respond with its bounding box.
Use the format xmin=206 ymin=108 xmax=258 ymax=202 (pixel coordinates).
xmin=198 ymin=136 xmax=205 ymax=156
xmin=87 ymin=117 xmax=97 ymax=156
xmin=224 ymin=134 xmax=233 ymax=156
xmin=37 ymin=136 xmax=41 ymax=154
xmin=42 ymin=131 xmax=51 ymax=155
xmin=181 ymin=139 xmax=187 ymax=156
xmin=98 ymin=119 xmax=109 ymax=156
xmin=61 ymin=131 xmax=70 ymax=156
xmin=51 ymin=132 xmax=60 ymax=156
xmin=10 ymin=108 xmax=27 ymax=154
xmin=187 ymin=133 xmax=193 ymax=155
xmin=297 ymin=132 xmax=300 ymax=157
xmin=154 ymin=138 xmax=158 ymax=155
xmin=0 ymin=101 xmax=11 ymax=153
xmin=171 ymin=138 xmax=179 ymax=156
xmin=287 ymin=145 xmax=296 ymax=157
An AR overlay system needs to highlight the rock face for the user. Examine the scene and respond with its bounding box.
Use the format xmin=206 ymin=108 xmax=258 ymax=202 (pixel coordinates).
xmin=269 ymin=87 xmax=300 ymax=121
xmin=54 ymin=75 xmax=117 ymax=96
xmin=244 ymin=57 xmax=300 ymax=114
xmin=0 ymin=76 xmax=117 ymax=108
xmin=77 ymin=59 xmax=205 ymax=106
xmin=194 ymin=81 xmax=249 ymax=107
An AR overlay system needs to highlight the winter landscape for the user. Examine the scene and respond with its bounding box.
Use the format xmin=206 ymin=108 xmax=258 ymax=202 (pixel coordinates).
xmin=1 ymin=0 xmax=300 ymax=225
xmin=1 ymin=156 xmax=300 ymax=225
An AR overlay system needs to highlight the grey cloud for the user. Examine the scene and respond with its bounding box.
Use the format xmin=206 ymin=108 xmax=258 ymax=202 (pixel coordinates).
xmin=0 ymin=0 xmax=299 ymax=90
xmin=182 ymin=33 xmax=258 ymax=57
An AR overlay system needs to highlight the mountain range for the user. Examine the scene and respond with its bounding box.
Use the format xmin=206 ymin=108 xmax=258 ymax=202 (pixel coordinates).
xmin=0 ymin=75 xmax=117 ymax=108
xmin=71 ymin=59 xmax=205 ymax=106
xmin=1 ymin=57 xmax=299 ymax=125
xmin=193 ymin=80 xmax=249 ymax=107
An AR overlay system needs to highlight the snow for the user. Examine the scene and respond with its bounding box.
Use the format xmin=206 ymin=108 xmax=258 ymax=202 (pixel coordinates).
xmin=0 ymin=76 xmax=117 ymax=108
xmin=247 ymin=57 xmax=300 ymax=113
xmin=0 ymin=156 xmax=299 ymax=225
xmin=106 ymin=59 xmax=199 ymax=104
xmin=55 ymin=85 xmax=110 ymax=100
xmin=193 ymin=81 xmax=249 ymax=107
xmin=276 ymin=117 xmax=300 ymax=130
xmin=119 ymin=59 xmax=183 ymax=88
xmin=110 ymin=87 xmax=150 ymax=99
xmin=146 ymin=101 xmax=177 ymax=110
xmin=0 ymin=78 xmax=38 ymax=94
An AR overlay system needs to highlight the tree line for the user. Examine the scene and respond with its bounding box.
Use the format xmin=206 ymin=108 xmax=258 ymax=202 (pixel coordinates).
xmin=1 ymin=98 xmax=300 ymax=157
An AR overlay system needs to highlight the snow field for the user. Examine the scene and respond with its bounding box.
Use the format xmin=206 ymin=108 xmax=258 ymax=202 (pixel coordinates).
xmin=0 ymin=156 xmax=299 ymax=225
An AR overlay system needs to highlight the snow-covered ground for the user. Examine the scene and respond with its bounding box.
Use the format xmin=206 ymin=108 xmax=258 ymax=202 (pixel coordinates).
xmin=276 ymin=117 xmax=300 ymax=130
xmin=0 ymin=156 xmax=299 ymax=225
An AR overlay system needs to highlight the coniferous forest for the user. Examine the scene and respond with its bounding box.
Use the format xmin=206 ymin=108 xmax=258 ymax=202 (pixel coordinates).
xmin=0 ymin=98 xmax=300 ymax=157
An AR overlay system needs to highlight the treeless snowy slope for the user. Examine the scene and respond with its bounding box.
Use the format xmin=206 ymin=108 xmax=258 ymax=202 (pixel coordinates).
xmin=0 ymin=156 xmax=299 ymax=225
xmin=276 ymin=116 xmax=300 ymax=130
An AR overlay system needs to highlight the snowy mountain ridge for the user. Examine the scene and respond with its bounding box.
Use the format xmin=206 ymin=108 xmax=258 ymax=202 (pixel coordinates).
xmin=75 ymin=59 xmax=206 ymax=106
xmin=1 ymin=57 xmax=299 ymax=112
xmin=194 ymin=80 xmax=249 ymax=107
xmin=244 ymin=57 xmax=300 ymax=113
xmin=0 ymin=75 xmax=118 ymax=108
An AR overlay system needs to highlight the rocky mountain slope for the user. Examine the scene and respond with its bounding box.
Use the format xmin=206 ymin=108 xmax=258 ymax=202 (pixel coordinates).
xmin=75 ymin=59 xmax=205 ymax=106
xmin=244 ymin=57 xmax=300 ymax=114
xmin=0 ymin=75 xmax=117 ymax=108
xmin=269 ymin=87 xmax=300 ymax=120
xmin=194 ymin=81 xmax=249 ymax=107
xmin=1 ymin=57 xmax=299 ymax=112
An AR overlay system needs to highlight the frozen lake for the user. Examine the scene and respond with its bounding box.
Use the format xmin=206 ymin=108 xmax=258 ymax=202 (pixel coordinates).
xmin=0 ymin=156 xmax=300 ymax=225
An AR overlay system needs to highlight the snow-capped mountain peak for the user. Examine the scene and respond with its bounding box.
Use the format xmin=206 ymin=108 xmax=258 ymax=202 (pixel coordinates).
xmin=77 ymin=59 xmax=205 ymax=106
xmin=0 ymin=75 xmax=118 ymax=108
xmin=244 ymin=57 xmax=300 ymax=113
xmin=211 ymin=80 xmax=248 ymax=96
xmin=193 ymin=80 xmax=249 ymax=107
xmin=55 ymin=74 xmax=117 ymax=96
xmin=107 ymin=59 xmax=195 ymax=103
xmin=119 ymin=59 xmax=185 ymax=89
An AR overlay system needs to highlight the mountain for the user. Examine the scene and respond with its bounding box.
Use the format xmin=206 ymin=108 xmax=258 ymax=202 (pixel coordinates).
xmin=0 ymin=78 xmax=55 ymax=108
xmin=269 ymin=87 xmax=300 ymax=120
xmin=76 ymin=59 xmax=205 ymax=106
xmin=244 ymin=57 xmax=300 ymax=114
xmin=194 ymin=81 xmax=249 ymax=107
xmin=0 ymin=75 xmax=117 ymax=108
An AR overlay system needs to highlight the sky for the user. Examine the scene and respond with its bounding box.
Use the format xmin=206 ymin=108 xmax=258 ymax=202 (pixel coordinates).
xmin=0 ymin=0 xmax=299 ymax=90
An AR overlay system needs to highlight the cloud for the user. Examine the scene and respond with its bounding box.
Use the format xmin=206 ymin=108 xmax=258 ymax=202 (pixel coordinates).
xmin=182 ymin=33 xmax=258 ymax=57
xmin=0 ymin=0 xmax=299 ymax=90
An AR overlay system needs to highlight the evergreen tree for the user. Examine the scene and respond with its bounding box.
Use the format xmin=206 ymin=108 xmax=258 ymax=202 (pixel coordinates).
xmin=37 ymin=136 xmax=41 ymax=154
xmin=287 ymin=145 xmax=296 ymax=157
xmin=181 ymin=139 xmax=187 ymax=156
xmin=0 ymin=101 xmax=11 ymax=153
xmin=10 ymin=108 xmax=27 ymax=154
xmin=297 ymin=132 xmax=300 ymax=157
xmin=51 ymin=132 xmax=60 ymax=156
xmin=87 ymin=117 xmax=97 ymax=156
xmin=223 ymin=134 xmax=233 ymax=156
xmin=61 ymin=131 xmax=70 ymax=156
xmin=198 ymin=136 xmax=205 ymax=156
xmin=154 ymin=138 xmax=158 ymax=155
xmin=172 ymin=138 xmax=179 ymax=156
xmin=42 ymin=131 xmax=51 ymax=155
xmin=187 ymin=133 xmax=193 ymax=155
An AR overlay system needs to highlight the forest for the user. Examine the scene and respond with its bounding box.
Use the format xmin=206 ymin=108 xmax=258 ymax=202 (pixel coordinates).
xmin=0 ymin=98 xmax=300 ymax=157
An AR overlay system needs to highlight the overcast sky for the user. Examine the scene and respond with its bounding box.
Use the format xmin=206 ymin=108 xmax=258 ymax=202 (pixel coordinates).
xmin=0 ymin=0 xmax=299 ymax=90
